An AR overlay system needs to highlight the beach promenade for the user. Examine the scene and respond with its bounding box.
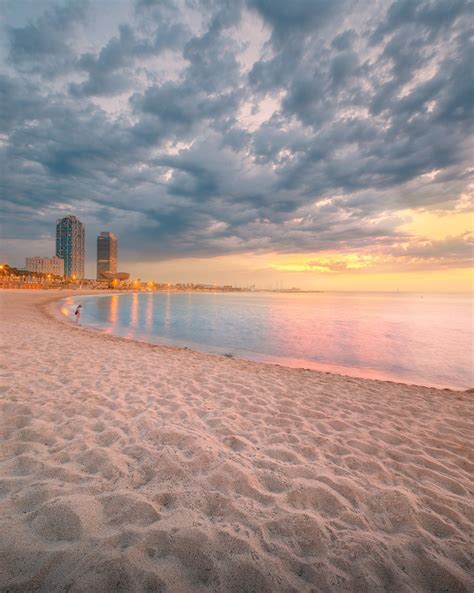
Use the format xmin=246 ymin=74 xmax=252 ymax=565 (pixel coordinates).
xmin=0 ymin=289 xmax=472 ymax=592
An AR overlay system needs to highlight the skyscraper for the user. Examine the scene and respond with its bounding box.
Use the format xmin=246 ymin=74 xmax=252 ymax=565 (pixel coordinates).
xmin=56 ymin=215 xmax=85 ymax=279
xmin=97 ymin=232 xmax=117 ymax=280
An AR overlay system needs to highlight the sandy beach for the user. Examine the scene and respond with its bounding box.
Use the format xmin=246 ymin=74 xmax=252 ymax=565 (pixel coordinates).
xmin=0 ymin=289 xmax=472 ymax=593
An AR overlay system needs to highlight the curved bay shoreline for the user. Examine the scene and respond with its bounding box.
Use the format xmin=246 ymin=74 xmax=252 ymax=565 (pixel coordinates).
xmin=0 ymin=289 xmax=472 ymax=592
xmin=51 ymin=290 xmax=469 ymax=392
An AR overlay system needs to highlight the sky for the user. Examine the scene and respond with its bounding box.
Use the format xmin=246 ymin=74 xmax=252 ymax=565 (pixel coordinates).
xmin=1 ymin=0 xmax=473 ymax=291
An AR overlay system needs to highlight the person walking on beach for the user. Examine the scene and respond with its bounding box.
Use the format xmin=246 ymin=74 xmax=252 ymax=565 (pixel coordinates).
xmin=74 ymin=304 xmax=82 ymax=325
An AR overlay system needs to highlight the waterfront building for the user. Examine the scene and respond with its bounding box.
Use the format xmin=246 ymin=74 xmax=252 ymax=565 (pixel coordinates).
xmin=25 ymin=256 xmax=64 ymax=276
xmin=97 ymin=232 xmax=118 ymax=280
xmin=56 ymin=215 xmax=85 ymax=279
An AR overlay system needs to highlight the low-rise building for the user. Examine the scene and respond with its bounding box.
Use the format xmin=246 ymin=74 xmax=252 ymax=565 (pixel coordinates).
xmin=25 ymin=256 xmax=64 ymax=276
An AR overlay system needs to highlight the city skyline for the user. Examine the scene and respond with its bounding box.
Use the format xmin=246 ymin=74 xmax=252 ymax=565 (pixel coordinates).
xmin=12 ymin=212 xmax=474 ymax=290
xmin=1 ymin=0 xmax=473 ymax=292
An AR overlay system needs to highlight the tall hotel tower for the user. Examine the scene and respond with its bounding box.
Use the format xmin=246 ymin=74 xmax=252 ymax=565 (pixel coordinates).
xmin=97 ymin=232 xmax=117 ymax=279
xmin=56 ymin=215 xmax=85 ymax=279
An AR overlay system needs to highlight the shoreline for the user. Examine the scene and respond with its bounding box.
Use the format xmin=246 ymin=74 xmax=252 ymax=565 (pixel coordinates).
xmin=51 ymin=289 xmax=468 ymax=392
xmin=1 ymin=289 xmax=472 ymax=592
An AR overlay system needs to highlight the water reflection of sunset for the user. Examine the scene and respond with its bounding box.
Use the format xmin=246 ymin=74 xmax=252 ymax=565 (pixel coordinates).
xmin=263 ymin=295 xmax=367 ymax=368
xmin=130 ymin=292 xmax=139 ymax=328
xmin=60 ymin=297 xmax=74 ymax=316
xmin=145 ymin=293 xmax=154 ymax=332
xmin=110 ymin=295 xmax=119 ymax=324
xmin=102 ymin=295 xmax=119 ymax=333
xmin=164 ymin=292 xmax=172 ymax=335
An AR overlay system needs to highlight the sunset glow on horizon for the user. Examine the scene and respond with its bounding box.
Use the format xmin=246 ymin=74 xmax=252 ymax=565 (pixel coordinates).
xmin=129 ymin=206 xmax=473 ymax=291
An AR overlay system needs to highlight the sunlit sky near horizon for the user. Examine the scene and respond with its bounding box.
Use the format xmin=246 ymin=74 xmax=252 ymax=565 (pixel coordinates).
xmin=1 ymin=0 xmax=473 ymax=290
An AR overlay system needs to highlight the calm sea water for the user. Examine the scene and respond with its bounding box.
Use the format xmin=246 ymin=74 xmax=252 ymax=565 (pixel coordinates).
xmin=61 ymin=292 xmax=473 ymax=390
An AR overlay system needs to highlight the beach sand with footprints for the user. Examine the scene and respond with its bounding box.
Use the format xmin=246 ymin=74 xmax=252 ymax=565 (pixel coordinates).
xmin=0 ymin=289 xmax=472 ymax=592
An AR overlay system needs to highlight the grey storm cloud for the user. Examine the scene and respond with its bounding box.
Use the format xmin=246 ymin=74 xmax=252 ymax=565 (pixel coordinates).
xmin=70 ymin=18 xmax=190 ymax=97
xmin=0 ymin=0 xmax=473 ymax=265
xmin=6 ymin=0 xmax=88 ymax=76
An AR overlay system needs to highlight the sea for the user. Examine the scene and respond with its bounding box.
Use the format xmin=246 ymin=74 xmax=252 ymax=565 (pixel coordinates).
xmin=61 ymin=291 xmax=473 ymax=390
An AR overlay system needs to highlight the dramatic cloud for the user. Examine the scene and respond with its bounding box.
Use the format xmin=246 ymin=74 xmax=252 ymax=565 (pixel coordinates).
xmin=5 ymin=0 xmax=89 ymax=79
xmin=0 ymin=0 xmax=472 ymax=281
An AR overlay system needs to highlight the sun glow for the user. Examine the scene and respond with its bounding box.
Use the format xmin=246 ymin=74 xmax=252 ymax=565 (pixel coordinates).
xmin=400 ymin=209 xmax=473 ymax=240
xmin=270 ymin=254 xmax=380 ymax=274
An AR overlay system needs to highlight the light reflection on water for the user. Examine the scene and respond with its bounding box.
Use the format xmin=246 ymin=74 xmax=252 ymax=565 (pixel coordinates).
xmin=61 ymin=292 xmax=473 ymax=390
xmin=145 ymin=292 xmax=154 ymax=333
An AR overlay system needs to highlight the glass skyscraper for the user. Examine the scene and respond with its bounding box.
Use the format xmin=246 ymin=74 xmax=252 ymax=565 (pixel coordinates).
xmin=97 ymin=232 xmax=118 ymax=279
xmin=56 ymin=215 xmax=85 ymax=279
